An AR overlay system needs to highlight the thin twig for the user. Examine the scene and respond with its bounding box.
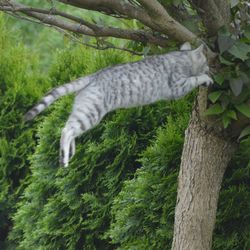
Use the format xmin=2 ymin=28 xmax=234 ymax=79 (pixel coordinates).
xmin=0 ymin=1 xmax=168 ymax=47
xmin=56 ymin=27 xmax=144 ymax=56
xmin=5 ymin=10 xmax=143 ymax=56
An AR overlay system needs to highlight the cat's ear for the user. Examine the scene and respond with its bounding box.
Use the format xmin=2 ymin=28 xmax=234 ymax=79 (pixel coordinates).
xmin=180 ymin=42 xmax=191 ymax=51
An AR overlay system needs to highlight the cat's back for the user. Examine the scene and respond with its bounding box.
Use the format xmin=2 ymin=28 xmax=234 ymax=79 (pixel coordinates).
xmin=91 ymin=53 xmax=174 ymax=82
xmin=87 ymin=50 xmax=192 ymax=91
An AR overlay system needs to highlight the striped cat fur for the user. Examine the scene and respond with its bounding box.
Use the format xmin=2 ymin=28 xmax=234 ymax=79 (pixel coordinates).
xmin=25 ymin=42 xmax=213 ymax=167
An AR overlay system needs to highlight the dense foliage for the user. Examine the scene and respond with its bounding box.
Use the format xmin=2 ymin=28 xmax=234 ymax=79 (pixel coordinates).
xmin=0 ymin=15 xmax=50 ymax=249
xmin=204 ymin=3 xmax=250 ymax=138
xmin=0 ymin=12 xmax=249 ymax=250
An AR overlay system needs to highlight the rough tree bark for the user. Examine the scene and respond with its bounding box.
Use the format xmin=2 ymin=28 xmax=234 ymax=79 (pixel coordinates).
xmin=171 ymin=101 xmax=237 ymax=250
xmin=171 ymin=2 xmax=236 ymax=249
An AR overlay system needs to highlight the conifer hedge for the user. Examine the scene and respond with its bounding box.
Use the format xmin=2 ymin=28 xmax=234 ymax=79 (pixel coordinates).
xmin=0 ymin=15 xmax=249 ymax=250
xmin=0 ymin=15 xmax=50 ymax=249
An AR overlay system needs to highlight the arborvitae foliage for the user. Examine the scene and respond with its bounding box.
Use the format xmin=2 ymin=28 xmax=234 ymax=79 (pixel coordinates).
xmin=213 ymin=138 xmax=250 ymax=250
xmin=1 ymin=14 xmax=249 ymax=250
xmin=0 ymin=15 xmax=49 ymax=249
xmin=108 ymin=115 xmax=189 ymax=250
xmin=108 ymin=136 xmax=250 ymax=250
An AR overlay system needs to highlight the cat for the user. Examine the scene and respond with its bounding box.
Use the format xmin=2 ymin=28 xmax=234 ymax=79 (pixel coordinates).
xmin=24 ymin=42 xmax=213 ymax=167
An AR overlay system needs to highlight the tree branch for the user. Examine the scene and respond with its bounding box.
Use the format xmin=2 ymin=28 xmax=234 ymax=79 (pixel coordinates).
xmin=0 ymin=0 xmax=168 ymax=47
xmin=58 ymin=0 xmax=154 ymax=28
xmin=136 ymin=0 xmax=169 ymax=17
xmin=135 ymin=0 xmax=199 ymax=44
xmin=214 ymin=0 xmax=231 ymax=25
xmin=51 ymin=26 xmax=144 ymax=56
xmin=59 ymin=0 xmax=200 ymax=44
xmin=189 ymin=0 xmax=231 ymax=36
xmin=0 ymin=0 xmax=218 ymax=60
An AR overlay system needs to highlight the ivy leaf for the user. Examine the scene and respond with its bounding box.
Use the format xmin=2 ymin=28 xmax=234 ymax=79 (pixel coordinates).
xmin=239 ymin=72 xmax=250 ymax=86
xmin=231 ymin=0 xmax=239 ymax=8
xmin=218 ymin=35 xmax=235 ymax=53
xmin=238 ymin=126 xmax=250 ymax=140
xmin=208 ymin=91 xmax=223 ymax=103
xmin=219 ymin=55 xmax=234 ymax=66
xmin=214 ymin=73 xmax=225 ymax=85
xmin=205 ymin=104 xmax=224 ymax=116
xmin=226 ymin=110 xmax=238 ymax=120
xmin=220 ymin=95 xmax=230 ymax=109
xmin=228 ymin=41 xmax=250 ymax=61
xmin=222 ymin=110 xmax=237 ymax=129
xmin=222 ymin=115 xmax=231 ymax=128
xmin=229 ymin=78 xmax=243 ymax=96
xmin=235 ymin=104 xmax=250 ymax=118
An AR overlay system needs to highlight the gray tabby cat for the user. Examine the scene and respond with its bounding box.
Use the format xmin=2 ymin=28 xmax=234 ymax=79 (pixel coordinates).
xmin=25 ymin=42 xmax=213 ymax=167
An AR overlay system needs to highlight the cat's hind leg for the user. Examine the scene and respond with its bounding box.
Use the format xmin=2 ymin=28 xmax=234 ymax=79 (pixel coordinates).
xmin=60 ymin=115 xmax=95 ymax=167
xmin=60 ymin=127 xmax=75 ymax=167
xmin=69 ymin=139 xmax=75 ymax=159
xmin=60 ymin=89 xmax=105 ymax=167
xmin=60 ymin=136 xmax=76 ymax=166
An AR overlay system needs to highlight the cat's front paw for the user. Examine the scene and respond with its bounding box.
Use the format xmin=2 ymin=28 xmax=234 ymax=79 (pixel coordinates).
xmin=202 ymin=74 xmax=213 ymax=87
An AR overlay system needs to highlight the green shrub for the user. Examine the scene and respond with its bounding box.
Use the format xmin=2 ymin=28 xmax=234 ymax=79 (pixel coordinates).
xmin=0 ymin=14 xmax=49 ymax=249
xmin=213 ymin=138 xmax=250 ymax=250
xmin=108 ymin=115 xmax=189 ymax=250
xmin=108 ymin=134 xmax=250 ymax=250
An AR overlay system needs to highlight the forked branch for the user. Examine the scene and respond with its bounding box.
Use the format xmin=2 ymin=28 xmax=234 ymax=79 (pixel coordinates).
xmin=0 ymin=0 xmax=202 ymax=47
xmin=0 ymin=0 xmax=168 ymax=47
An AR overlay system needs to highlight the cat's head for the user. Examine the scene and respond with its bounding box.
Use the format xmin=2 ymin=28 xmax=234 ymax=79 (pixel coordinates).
xmin=180 ymin=43 xmax=209 ymax=75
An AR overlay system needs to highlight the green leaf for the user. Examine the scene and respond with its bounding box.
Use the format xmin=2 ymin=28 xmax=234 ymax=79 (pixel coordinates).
xmin=235 ymin=104 xmax=250 ymax=118
xmin=226 ymin=110 xmax=238 ymax=120
xmin=220 ymin=95 xmax=230 ymax=109
xmin=228 ymin=41 xmax=250 ymax=61
xmin=231 ymin=0 xmax=239 ymax=8
xmin=248 ymin=161 xmax=250 ymax=168
xmin=205 ymin=104 xmax=224 ymax=116
xmin=238 ymin=126 xmax=250 ymax=140
xmin=239 ymin=71 xmax=250 ymax=86
xmin=229 ymin=78 xmax=243 ymax=96
xmin=214 ymin=73 xmax=225 ymax=85
xmin=208 ymin=91 xmax=223 ymax=103
xmin=218 ymin=35 xmax=235 ymax=53
xmin=219 ymin=55 xmax=234 ymax=65
xmin=222 ymin=115 xmax=231 ymax=128
xmin=173 ymin=0 xmax=182 ymax=7
xmin=246 ymin=59 xmax=250 ymax=68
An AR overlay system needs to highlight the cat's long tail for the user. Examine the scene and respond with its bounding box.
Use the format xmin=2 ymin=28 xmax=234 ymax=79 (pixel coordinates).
xmin=24 ymin=76 xmax=92 ymax=121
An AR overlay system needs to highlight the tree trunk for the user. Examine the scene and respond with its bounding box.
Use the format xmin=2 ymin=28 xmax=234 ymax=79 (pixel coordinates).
xmin=171 ymin=108 xmax=237 ymax=250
